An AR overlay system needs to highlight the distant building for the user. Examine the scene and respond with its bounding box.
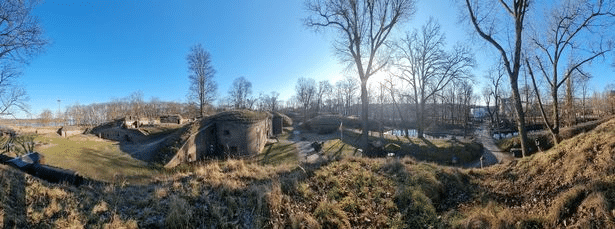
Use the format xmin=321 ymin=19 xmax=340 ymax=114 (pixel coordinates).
xmin=471 ymin=107 xmax=488 ymax=119
xmin=88 ymin=118 xmax=147 ymax=142
xmin=160 ymin=114 xmax=184 ymax=124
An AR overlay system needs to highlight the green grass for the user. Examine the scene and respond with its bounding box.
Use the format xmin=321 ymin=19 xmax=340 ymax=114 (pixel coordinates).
xmin=34 ymin=134 xmax=161 ymax=184
xmin=339 ymin=129 xmax=482 ymax=164
xmin=322 ymin=139 xmax=359 ymax=159
xmin=258 ymin=141 xmax=298 ymax=166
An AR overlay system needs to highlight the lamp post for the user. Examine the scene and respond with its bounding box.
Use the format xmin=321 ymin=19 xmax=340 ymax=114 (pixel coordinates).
xmin=57 ymin=99 xmax=61 ymax=126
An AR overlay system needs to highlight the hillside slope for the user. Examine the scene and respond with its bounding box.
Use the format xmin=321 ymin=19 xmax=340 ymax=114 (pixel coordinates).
xmin=462 ymin=118 xmax=615 ymax=228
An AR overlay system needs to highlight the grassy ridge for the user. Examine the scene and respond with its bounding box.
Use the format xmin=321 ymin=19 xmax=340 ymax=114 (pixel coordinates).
xmin=34 ymin=134 xmax=162 ymax=184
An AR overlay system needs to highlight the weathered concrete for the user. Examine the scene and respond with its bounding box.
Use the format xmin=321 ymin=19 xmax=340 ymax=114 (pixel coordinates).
xmin=165 ymin=110 xmax=275 ymax=168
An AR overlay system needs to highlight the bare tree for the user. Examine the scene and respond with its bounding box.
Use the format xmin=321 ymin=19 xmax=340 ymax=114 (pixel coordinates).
xmin=305 ymin=0 xmax=417 ymax=148
xmin=384 ymin=75 xmax=409 ymax=134
xmin=39 ymin=109 xmax=53 ymax=125
xmin=464 ymin=0 xmax=531 ymax=156
xmin=129 ymin=91 xmax=144 ymax=118
xmin=315 ymin=80 xmax=332 ymax=114
xmin=374 ymin=81 xmax=390 ymax=138
xmin=526 ymin=0 xmax=614 ymax=144
xmin=335 ymin=76 xmax=359 ymax=116
xmin=394 ymin=19 xmax=474 ymax=137
xmin=295 ymin=77 xmax=316 ymax=121
xmin=0 ymin=65 xmax=29 ymax=117
xmin=579 ymin=73 xmax=591 ymax=118
xmin=228 ymin=77 xmax=252 ymax=109
xmin=0 ymin=0 xmax=48 ymax=118
xmin=187 ymin=44 xmax=217 ymax=117
xmin=268 ymin=91 xmax=280 ymax=111
xmin=0 ymin=0 xmax=48 ymax=63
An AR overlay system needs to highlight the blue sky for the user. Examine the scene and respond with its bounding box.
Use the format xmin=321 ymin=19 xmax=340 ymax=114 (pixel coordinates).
xmin=18 ymin=0 xmax=615 ymax=118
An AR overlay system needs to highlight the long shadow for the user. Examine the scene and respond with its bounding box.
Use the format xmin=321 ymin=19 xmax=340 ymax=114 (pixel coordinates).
xmin=418 ymin=136 xmax=437 ymax=148
xmin=1 ymin=165 xmax=26 ymax=228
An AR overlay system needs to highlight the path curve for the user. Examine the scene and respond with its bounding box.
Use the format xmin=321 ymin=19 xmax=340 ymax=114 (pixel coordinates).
xmin=466 ymin=121 xmax=514 ymax=168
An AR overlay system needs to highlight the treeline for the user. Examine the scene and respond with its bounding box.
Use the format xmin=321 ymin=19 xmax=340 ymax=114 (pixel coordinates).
xmin=54 ymin=92 xmax=197 ymax=126
xmin=286 ymin=75 xmax=476 ymax=130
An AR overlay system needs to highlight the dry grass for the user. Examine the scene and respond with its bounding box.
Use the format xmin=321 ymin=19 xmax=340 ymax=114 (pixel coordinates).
xmin=3 ymin=117 xmax=615 ymax=228
xmin=34 ymin=133 xmax=162 ymax=184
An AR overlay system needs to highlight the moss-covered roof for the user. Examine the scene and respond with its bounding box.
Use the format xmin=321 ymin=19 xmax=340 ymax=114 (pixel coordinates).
xmin=212 ymin=110 xmax=271 ymax=123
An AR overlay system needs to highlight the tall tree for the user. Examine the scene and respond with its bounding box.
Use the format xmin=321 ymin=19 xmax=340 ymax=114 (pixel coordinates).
xmin=0 ymin=0 xmax=48 ymax=118
xmin=335 ymin=77 xmax=359 ymax=116
xmin=315 ymin=80 xmax=332 ymax=114
xmin=482 ymin=62 xmax=506 ymax=130
xmin=187 ymin=44 xmax=217 ymax=117
xmin=526 ymin=0 xmax=614 ymax=144
xmin=464 ymin=0 xmax=531 ymax=156
xmin=39 ymin=109 xmax=53 ymax=125
xmin=394 ymin=19 xmax=474 ymax=137
xmin=295 ymin=77 xmax=316 ymax=121
xmin=305 ymin=0 xmax=417 ymax=148
xmin=0 ymin=65 xmax=29 ymax=117
xmin=0 ymin=0 xmax=47 ymax=63
xmin=228 ymin=77 xmax=252 ymax=109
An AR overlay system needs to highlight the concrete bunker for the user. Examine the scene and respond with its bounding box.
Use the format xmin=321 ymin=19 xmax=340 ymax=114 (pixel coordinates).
xmin=165 ymin=110 xmax=274 ymax=168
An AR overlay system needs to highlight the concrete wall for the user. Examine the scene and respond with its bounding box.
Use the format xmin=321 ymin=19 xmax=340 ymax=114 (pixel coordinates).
xmin=90 ymin=127 xmax=145 ymax=142
xmin=166 ymin=123 xmax=216 ymax=168
xmin=216 ymin=118 xmax=269 ymax=157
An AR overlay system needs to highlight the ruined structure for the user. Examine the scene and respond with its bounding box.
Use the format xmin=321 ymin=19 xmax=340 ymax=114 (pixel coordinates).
xmin=165 ymin=110 xmax=273 ymax=168
xmin=57 ymin=126 xmax=83 ymax=137
xmin=271 ymin=112 xmax=284 ymax=135
xmin=122 ymin=116 xmax=156 ymax=128
xmin=88 ymin=118 xmax=148 ymax=142
xmin=87 ymin=110 xmax=284 ymax=168
xmin=160 ymin=114 xmax=184 ymax=124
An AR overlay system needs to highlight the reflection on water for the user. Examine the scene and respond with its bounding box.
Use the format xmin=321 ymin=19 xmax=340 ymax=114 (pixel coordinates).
xmin=385 ymin=129 xmax=417 ymax=137
xmin=492 ymin=130 xmax=541 ymax=140
xmin=385 ymin=129 xmax=450 ymax=139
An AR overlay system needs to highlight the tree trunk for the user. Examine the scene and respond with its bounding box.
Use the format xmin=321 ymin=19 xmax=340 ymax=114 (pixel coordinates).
xmin=417 ymin=101 xmax=425 ymax=138
xmin=565 ymin=76 xmax=573 ymax=126
xmin=551 ymin=87 xmax=561 ymax=144
xmin=511 ymin=80 xmax=530 ymax=157
xmin=360 ymin=80 xmax=369 ymax=149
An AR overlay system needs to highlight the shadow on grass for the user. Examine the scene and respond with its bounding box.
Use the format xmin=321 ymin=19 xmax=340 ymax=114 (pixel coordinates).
xmin=259 ymin=142 xmax=298 ymax=166
xmin=418 ymin=136 xmax=436 ymax=148
xmin=335 ymin=129 xmax=482 ymax=165
xmin=1 ymin=166 xmax=26 ymax=228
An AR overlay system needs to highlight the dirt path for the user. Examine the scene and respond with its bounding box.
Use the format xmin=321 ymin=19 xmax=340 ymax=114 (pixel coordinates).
xmin=290 ymin=129 xmax=337 ymax=164
xmin=466 ymin=121 xmax=514 ymax=168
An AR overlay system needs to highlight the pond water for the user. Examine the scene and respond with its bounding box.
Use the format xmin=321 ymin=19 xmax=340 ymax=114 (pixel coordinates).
xmin=385 ymin=129 xmax=451 ymax=139
xmin=492 ymin=130 xmax=542 ymax=140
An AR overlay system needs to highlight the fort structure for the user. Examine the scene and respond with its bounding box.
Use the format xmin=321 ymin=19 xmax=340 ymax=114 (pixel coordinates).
xmin=165 ymin=110 xmax=273 ymax=168
xmin=87 ymin=110 xmax=283 ymax=168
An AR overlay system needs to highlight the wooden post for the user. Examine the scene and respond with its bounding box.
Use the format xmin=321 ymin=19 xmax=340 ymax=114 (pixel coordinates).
xmin=480 ymin=156 xmax=484 ymax=168
xmin=340 ymin=121 xmax=343 ymax=141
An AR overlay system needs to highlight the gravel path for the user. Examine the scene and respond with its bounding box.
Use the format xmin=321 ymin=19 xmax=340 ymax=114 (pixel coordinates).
xmin=290 ymin=129 xmax=334 ymax=163
xmin=466 ymin=121 xmax=514 ymax=168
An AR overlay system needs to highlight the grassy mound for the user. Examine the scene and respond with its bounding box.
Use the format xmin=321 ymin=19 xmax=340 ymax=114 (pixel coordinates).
xmin=270 ymin=156 xmax=474 ymax=228
xmin=464 ymin=118 xmax=615 ymax=228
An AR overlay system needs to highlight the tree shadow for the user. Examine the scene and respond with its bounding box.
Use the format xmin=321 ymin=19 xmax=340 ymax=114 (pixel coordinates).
xmin=418 ymin=136 xmax=437 ymax=148
xmin=1 ymin=165 xmax=27 ymax=228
